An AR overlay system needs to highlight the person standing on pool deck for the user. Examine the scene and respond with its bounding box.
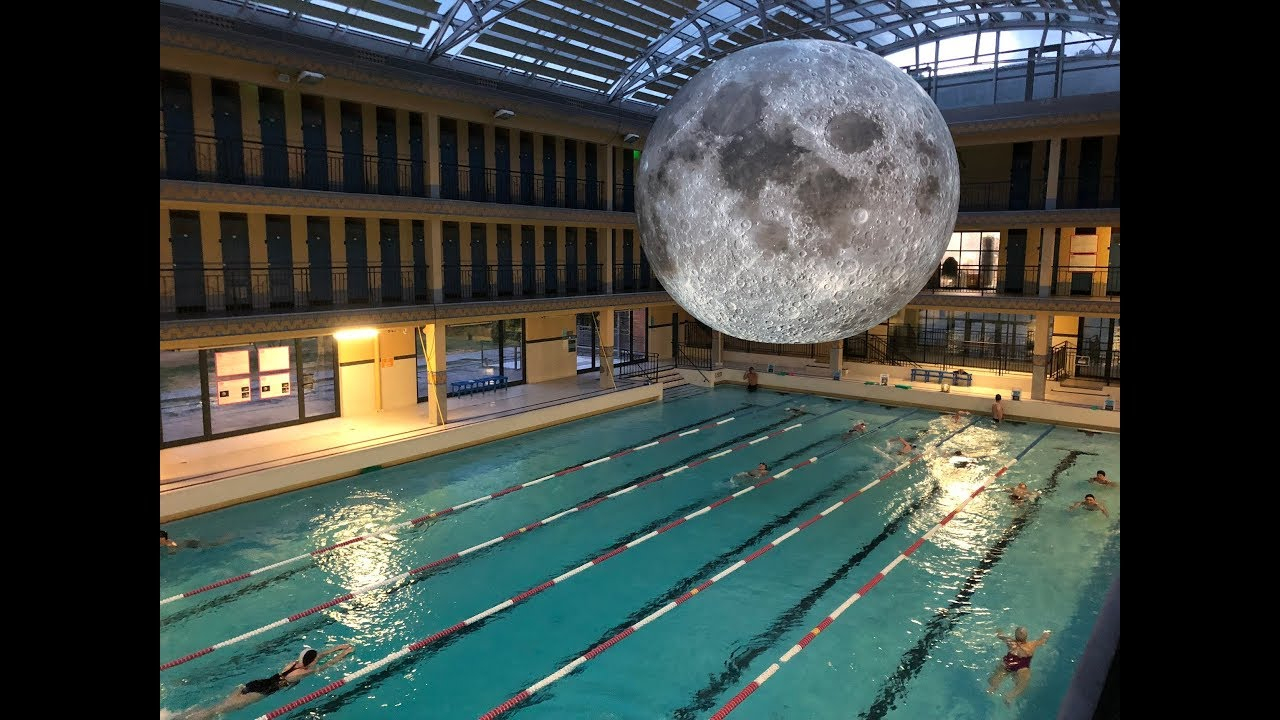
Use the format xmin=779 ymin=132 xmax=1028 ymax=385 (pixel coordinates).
xmin=988 ymin=626 xmax=1051 ymax=704
xmin=172 ymin=644 xmax=354 ymax=720
xmin=744 ymin=367 xmax=759 ymax=392
xmin=991 ymin=394 xmax=1005 ymax=424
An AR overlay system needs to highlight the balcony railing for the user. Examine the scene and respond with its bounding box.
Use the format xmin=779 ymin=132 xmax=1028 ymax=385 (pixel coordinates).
xmin=722 ymin=338 xmax=819 ymax=359
xmin=159 ymin=131 xmax=427 ymax=196
xmin=438 ymin=164 xmax=607 ymax=209
xmin=957 ymin=177 xmax=1120 ymax=211
xmin=1049 ymin=341 xmax=1120 ymax=384
xmin=612 ymin=265 xmax=664 ymax=292
xmin=440 ymin=264 xmax=605 ymax=301
xmin=1055 ymin=176 xmax=1120 ymax=209
xmin=160 ymin=131 xmax=615 ymax=210
xmin=159 ymin=264 xmax=428 ymax=315
xmin=161 ymin=262 xmax=656 ymax=317
xmin=958 ymin=180 xmax=1048 ymax=212
xmin=1052 ymin=265 xmax=1119 ymax=298
xmin=920 ymin=263 xmax=1041 ymax=296
xmin=613 ymin=183 xmax=636 ymax=212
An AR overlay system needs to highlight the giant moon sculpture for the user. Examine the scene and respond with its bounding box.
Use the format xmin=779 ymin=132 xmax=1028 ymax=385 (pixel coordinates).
xmin=636 ymin=39 xmax=960 ymax=344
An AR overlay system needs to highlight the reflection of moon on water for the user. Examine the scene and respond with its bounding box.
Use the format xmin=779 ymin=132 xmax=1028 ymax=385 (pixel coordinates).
xmin=637 ymin=39 xmax=960 ymax=344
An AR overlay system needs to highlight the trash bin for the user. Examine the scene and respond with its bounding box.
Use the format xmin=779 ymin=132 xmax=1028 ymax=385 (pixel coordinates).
xmin=879 ymin=373 xmax=889 ymax=386
xmin=1011 ymin=388 xmax=1022 ymax=401
xmin=767 ymin=363 xmax=775 ymax=373
xmin=1104 ymin=396 xmax=1114 ymax=411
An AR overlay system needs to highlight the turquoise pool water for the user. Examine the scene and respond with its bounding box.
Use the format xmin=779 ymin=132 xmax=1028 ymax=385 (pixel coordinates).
xmin=160 ymin=386 xmax=1120 ymax=719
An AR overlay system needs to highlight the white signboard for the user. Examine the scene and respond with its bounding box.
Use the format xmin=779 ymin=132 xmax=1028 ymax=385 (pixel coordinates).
xmin=259 ymin=346 xmax=291 ymax=373
xmin=259 ymin=372 xmax=292 ymax=399
xmin=215 ymin=350 xmax=250 ymax=377
xmin=216 ymin=379 xmax=251 ymax=405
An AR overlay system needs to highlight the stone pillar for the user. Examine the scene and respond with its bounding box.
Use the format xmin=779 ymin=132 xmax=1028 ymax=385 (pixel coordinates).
xmin=1031 ymin=312 xmax=1053 ymax=401
xmin=712 ymin=330 xmax=724 ymax=367
xmin=830 ymin=340 xmax=844 ymax=380
xmin=1038 ymin=226 xmax=1056 ymax=298
xmin=597 ymin=309 xmax=616 ymax=389
xmin=423 ymin=322 xmax=448 ymax=425
xmin=428 ymin=217 xmax=444 ymax=304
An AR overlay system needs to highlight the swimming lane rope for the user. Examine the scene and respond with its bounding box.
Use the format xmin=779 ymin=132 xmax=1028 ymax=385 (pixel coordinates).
xmin=162 ymin=407 xmax=839 ymax=672
xmin=160 ymin=406 xmax=757 ymax=608
xmin=247 ymin=409 xmax=921 ymax=719
xmin=708 ymin=424 xmax=1054 ymax=720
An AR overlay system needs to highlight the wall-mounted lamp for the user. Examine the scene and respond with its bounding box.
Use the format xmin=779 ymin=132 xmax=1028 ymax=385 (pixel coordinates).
xmin=622 ymin=133 xmax=641 ymax=144
xmin=494 ymin=108 xmax=516 ymax=120
xmin=295 ymin=70 xmax=326 ymax=85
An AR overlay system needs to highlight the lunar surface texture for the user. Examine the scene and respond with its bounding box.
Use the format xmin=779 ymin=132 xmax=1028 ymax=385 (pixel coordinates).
xmin=636 ymin=39 xmax=960 ymax=344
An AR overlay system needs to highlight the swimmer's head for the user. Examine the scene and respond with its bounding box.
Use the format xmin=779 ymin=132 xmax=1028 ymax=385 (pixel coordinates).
xmin=160 ymin=530 xmax=168 ymax=540
xmin=1096 ymin=470 xmax=1106 ymax=478
xmin=300 ymin=646 xmax=318 ymax=666
xmin=1014 ymin=627 xmax=1028 ymax=642
xmin=757 ymin=463 xmax=768 ymax=472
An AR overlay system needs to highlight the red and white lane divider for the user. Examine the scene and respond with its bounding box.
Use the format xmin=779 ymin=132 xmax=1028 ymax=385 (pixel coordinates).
xmin=163 ymin=420 xmax=808 ymax=672
xmin=248 ymin=414 xmax=890 ymax=718
xmin=472 ymin=418 xmax=977 ymax=720
xmin=708 ymin=425 xmax=1053 ymax=720
xmin=160 ymin=416 xmax=742 ymax=608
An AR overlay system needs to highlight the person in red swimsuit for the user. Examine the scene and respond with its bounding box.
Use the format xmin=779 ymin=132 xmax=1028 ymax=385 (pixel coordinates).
xmin=988 ymin=626 xmax=1051 ymax=704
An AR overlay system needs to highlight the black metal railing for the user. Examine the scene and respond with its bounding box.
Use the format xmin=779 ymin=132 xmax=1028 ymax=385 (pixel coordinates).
xmin=674 ymin=343 xmax=713 ymax=370
xmin=1048 ymin=341 xmax=1120 ymax=384
xmin=440 ymin=264 xmax=605 ymax=301
xmin=159 ymin=131 xmax=428 ymax=197
xmin=615 ymin=351 xmax=659 ymax=383
xmin=613 ymin=183 xmax=636 ymax=212
xmin=437 ymin=164 xmax=608 ymax=209
xmin=1055 ymin=176 xmax=1120 ymax=209
xmin=1052 ymin=266 xmax=1119 ymax=298
xmin=920 ymin=263 xmax=1041 ymax=296
xmin=159 ymin=263 xmax=427 ymax=315
xmin=722 ymin=338 xmax=819 ymax=359
xmin=958 ymin=180 xmax=1048 ymax=212
xmin=160 ymin=131 xmax=611 ymax=210
xmin=842 ymin=334 xmax=916 ymax=367
xmin=612 ymin=265 xmax=664 ymax=293
xmin=884 ymin=327 xmax=1034 ymax=375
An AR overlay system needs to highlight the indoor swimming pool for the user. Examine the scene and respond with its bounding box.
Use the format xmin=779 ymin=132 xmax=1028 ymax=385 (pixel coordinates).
xmin=160 ymin=386 xmax=1120 ymax=720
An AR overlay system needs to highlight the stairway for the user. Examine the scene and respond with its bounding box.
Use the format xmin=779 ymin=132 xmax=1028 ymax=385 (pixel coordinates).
xmin=654 ymin=368 xmax=705 ymax=401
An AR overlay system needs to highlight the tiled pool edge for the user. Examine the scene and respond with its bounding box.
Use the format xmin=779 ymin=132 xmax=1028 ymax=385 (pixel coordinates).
xmin=1056 ymin=570 xmax=1120 ymax=720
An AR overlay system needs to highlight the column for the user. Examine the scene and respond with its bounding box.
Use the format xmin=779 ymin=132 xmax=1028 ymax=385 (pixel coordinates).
xmin=426 ymin=112 xmax=441 ymax=198
xmin=829 ymin=340 xmax=843 ymax=380
xmin=422 ymin=322 xmax=448 ymax=425
xmin=601 ymin=226 xmax=614 ymax=294
xmin=1031 ymin=312 xmax=1053 ymax=401
xmin=712 ymin=330 xmax=724 ymax=367
xmin=1044 ymin=137 xmax=1062 ymax=210
xmin=598 ymin=309 xmax=615 ymax=389
xmin=190 ymin=74 xmax=214 ymax=177
xmin=1038 ymin=226 xmax=1055 ymax=298
xmin=428 ymin=217 xmax=444 ymax=304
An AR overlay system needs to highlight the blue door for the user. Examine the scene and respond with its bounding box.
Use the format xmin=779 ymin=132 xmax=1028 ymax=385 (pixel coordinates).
xmin=380 ymin=219 xmax=402 ymax=302
xmin=168 ymin=210 xmax=205 ymax=312
xmin=160 ymin=72 xmax=196 ymax=180
xmin=307 ymin=216 xmax=333 ymax=305
xmin=211 ymin=79 xmax=244 ymax=184
xmin=265 ymin=215 xmax=294 ymax=308
xmin=521 ymin=226 xmax=536 ymax=295
xmin=340 ymin=102 xmax=364 ymax=193
xmin=497 ymin=225 xmax=513 ymax=296
xmin=345 ymin=218 xmax=369 ymax=303
xmin=219 ymin=213 xmax=251 ymax=311
xmin=300 ymin=95 xmax=328 ymax=190
xmin=259 ymin=88 xmax=289 ymax=187
xmin=443 ymin=222 xmax=461 ymax=299
xmin=470 ymin=223 xmax=488 ymax=298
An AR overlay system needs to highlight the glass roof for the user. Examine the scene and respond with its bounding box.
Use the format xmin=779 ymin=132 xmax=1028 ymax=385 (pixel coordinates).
xmin=167 ymin=1 xmax=1120 ymax=111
